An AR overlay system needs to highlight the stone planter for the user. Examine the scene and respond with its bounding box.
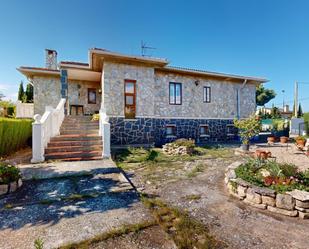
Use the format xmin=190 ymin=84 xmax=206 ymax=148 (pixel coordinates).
xmin=0 ymin=179 xmax=22 ymax=196
xmin=225 ymin=161 xmax=309 ymax=219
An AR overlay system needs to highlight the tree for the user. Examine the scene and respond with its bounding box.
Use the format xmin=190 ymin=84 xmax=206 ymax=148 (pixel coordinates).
xmin=25 ymin=83 xmax=33 ymax=103
xmin=234 ymin=115 xmax=261 ymax=146
xmin=256 ymin=85 xmax=276 ymax=106
xmin=270 ymin=107 xmax=281 ymax=119
xmin=297 ymin=103 xmax=303 ymax=118
xmin=18 ymin=81 xmax=25 ymax=102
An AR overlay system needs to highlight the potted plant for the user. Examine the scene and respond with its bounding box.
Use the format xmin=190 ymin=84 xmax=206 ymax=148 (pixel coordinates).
xmin=267 ymin=135 xmax=276 ymax=144
xmin=295 ymin=136 xmax=306 ymax=148
xmin=280 ymin=136 xmax=288 ymax=143
xmin=234 ymin=115 xmax=261 ymax=151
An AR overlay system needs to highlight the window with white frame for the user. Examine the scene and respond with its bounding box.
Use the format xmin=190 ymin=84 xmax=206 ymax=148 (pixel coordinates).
xmin=203 ymin=86 xmax=211 ymax=103
xmin=166 ymin=125 xmax=176 ymax=136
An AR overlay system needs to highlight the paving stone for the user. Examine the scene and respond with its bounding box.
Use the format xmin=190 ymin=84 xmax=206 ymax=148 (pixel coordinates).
xmin=262 ymin=195 xmax=276 ymax=207
xmin=246 ymin=188 xmax=261 ymax=204
xmin=295 ymin=200 xmax=309 ymax=209
xmin=276 ymin=194 xmax=295 ymax=210
xmin=267 ymin=206 xmax=298 ymax=217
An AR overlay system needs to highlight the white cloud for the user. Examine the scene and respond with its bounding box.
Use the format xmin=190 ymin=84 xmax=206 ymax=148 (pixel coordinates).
xmin=0 ymin=83 xmax=10 ymax=91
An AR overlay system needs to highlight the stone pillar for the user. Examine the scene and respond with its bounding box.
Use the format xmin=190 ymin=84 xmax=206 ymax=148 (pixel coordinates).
xmin=31 ymin=114 xmax=45 ymax=163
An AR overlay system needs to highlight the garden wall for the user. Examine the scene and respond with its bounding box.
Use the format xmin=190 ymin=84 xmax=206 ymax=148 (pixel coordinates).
xmin=0 ymin=118 xmax=32 ymax=156
xmin=225 ymin=161 xmax=309 ymax=219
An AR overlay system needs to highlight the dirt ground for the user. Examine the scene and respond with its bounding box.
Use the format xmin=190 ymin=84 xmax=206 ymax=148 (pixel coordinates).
xmin=123 ymin=148 xmax=309 ymax=249
xmin=90 ymin=226 xmax=176 ymax=249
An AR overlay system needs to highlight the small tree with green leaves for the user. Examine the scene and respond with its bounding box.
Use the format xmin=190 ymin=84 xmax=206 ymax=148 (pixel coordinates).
xmin=256 ymin=85 xmax=276 ymax=106
xmin=18 ymin=81 xmax=25 ymax=102
xmin=297 ymin=103 xmax=303 ymax=118
xmin=234 ymin=115 xmax=261 ymax=145
xmin=25 ymin=83 xmax=33 ymax=103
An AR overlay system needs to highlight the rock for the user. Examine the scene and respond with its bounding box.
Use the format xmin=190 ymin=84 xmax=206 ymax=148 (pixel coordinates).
xmin=251 ymin=186 xmax=276 ymax=197
xmin=276 ymin=194 xmax=295 ymax=210
xmin=262 ymin=195 xmax=276 ymax=207
xmin=227 ymin=182 xmax=237 ymax=194
xmin=0 ymin=184 xmax=8 ymax=195
xmin=9 ymin=182 xmax=18 ymax=192
xmin=267 ymin=206 xmax=298 ymax=217
xmin=295 ymin=200 xmax=309 ymax=209
xmin=243 ymin=198 xmax=266 ymax=209
xmin=298 ymin=212 xmax=309 ymax=219
xmin=246 ymin=188 xmax=261 ymax=204
xmin=295 ymin=206 xmax=309 ymax=213
xmin=226 ymin=161 xmax=242 ymax=171
xmin=287 ymin=189 xmax=309 ymax=202
xmin=18 ymin=179 xmax=23 ymax=187
xmin=225 ymin=169 xmax=236 ymax=182
xmin=232 ymin=178 xmax=252 ymax=188
xmin=237 ymin=185 xmax=247 ymax=198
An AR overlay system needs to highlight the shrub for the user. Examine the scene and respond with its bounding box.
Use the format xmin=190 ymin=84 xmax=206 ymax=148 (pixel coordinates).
xmin=0 ymin=118 xmax=32 ymax=156
xmin=173 ymin=139 xmax=195 ymax=149
xmin=0 ymin=162 xmax=21 ymax=184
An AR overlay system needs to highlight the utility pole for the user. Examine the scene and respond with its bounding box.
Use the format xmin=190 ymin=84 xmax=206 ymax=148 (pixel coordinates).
xmin=294 ymin=81 xmax=298 ymax=117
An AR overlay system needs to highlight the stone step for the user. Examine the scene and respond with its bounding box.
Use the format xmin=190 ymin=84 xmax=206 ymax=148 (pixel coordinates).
xmin=47 ymin=140 xmax=102 ymax=147
xmin=45 ymin=150 xmax=102 ymax=160
xmin=61 ymin=124 xmax=99 ymax=128
xmin=50 ymin=135 xmax=102 ymax=141
xmin=49 ymin=156 xmax=103 ymax=162
xmin=45 ymin=145 xmax=103 ymax=153
xmin=62 ymin=121 xmax=99 ymax=125
xmin=60 ymin=129 xmax=99 ymax=135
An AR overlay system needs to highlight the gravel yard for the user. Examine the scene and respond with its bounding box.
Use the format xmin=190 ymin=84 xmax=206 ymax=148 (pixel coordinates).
xmin=118 ymin=146 xmax=309 ymax=249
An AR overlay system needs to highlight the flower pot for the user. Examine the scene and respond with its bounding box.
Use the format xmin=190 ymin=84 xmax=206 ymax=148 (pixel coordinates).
xmin=296 ymin=139 xmax=306 ymax=147
xmin=241 ymin=144 xmax=250 ymax=151
xmin=280 ymin=136 xmax=288 ymax=144
xmin=267 ymin=136 xmax=275 ymax=144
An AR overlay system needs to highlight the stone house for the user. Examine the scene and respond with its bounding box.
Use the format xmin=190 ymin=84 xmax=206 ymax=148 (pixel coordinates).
xmin=18 ymin=48 xmax=267 ymax=148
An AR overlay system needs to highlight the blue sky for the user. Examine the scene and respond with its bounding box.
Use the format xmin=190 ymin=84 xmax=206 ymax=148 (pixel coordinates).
xmin=1 ymin=0 xmax=309 ymax=111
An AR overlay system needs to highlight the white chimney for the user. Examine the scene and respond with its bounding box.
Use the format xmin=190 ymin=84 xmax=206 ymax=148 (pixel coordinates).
xmin=283 ymin=105 xmax=289 ymax=112
xmin=45 ymin=49 xmax=57 ymax=70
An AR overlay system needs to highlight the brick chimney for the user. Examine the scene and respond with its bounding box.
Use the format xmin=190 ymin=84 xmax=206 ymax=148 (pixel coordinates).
xmin=45 ymin=49 xmax=58 ymax=70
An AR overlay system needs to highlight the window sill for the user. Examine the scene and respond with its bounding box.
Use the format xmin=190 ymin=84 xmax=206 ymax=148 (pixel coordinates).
xmin=227 ymin=133 xmax=235 ymax=136
xmin=166 ymin=135 xmax=177 ymax=138
xmin=124 ymin=119 xmax=138 ymax=121
xmin=200 ymin=134 xmax=210 ymax=138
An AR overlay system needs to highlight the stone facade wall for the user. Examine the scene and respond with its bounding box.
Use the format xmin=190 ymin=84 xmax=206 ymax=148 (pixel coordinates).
xmin=101 ymin=62 xmax=256 ymax=119
xmin=110 ymin=117 xmax=237 ymax=146
xmin=68 ymin=80 xmax=101 ymax=115
xmin=102 ymin=61 xmax=155 ymax=117
xmin=33 ymin=76 xmax=61 ymax=115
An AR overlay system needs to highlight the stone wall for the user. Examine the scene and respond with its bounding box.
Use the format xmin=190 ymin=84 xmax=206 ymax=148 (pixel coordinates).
xmin=110 ymin=117 xmax=237 ymax=146
xmin=102 ymin=61 xmax=155 ymax=117
xmin=68 ymin=80 xmax=101 ymax=115
xmin=33 ymin=76 xmax=61 ymax=115
xmin=225 ymin=162 xmax=309 ymax=219
xmin=101 ymin=61 xmax=256 ymax=119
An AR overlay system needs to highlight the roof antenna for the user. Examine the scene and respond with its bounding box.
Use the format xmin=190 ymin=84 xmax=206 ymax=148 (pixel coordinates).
xmin=141 ymin=40 xmax=156 ymax=57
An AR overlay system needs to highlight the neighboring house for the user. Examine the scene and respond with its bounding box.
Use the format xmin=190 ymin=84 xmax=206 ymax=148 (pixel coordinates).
xmin=18 ymin=48 xmax=267 ymax=147
xmin=256 ymin=105 xmax=293 ymax=119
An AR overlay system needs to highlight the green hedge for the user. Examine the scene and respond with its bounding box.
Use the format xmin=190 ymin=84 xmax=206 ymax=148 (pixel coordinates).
xmin=0 ymin=118 xmax=32 ymax=157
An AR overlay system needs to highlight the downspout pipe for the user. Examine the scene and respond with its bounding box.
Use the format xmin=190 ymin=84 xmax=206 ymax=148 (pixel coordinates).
xmin=237 ymin=79 xmax=248 ymax=119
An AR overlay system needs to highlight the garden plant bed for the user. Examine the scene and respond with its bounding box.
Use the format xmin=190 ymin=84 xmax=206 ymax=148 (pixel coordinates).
xmin=225 ymin=160 xmax=309 ymax=219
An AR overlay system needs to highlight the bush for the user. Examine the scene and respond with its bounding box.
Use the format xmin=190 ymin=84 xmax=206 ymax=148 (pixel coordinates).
xmin=0 ymin=118 xmax=32 ymax=156
xmin=173 ymin=139 xmax=195 ymax=149
xmin=0 ymin=162 xmax=21 ymax=184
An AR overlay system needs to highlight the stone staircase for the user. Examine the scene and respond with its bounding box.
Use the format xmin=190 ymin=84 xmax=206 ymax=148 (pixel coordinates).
xmin=45 ymin=116 xmax=103 ymax=161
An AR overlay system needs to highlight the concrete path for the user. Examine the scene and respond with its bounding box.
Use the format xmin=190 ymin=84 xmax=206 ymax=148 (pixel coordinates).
xmin=0 ymin=159 xmax=153 ymax=249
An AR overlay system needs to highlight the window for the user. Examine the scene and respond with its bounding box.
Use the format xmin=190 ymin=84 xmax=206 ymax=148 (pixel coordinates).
xmin=203 ymin=86 xmax=211 ymax=103
xmin=166 ymin=125 xmax=176 ymax=136
xmin=124 ymin=79 xmax=136 ymax=119
xmin=169 ymin=82 xmax=182 ymax=105
xmin=88 ymin=88 xmax=96 ymax=104
xmin=200 ymin=125 xmax=210 ymax=136
xmin=226 ymin=124 xmax=235 ymax=136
